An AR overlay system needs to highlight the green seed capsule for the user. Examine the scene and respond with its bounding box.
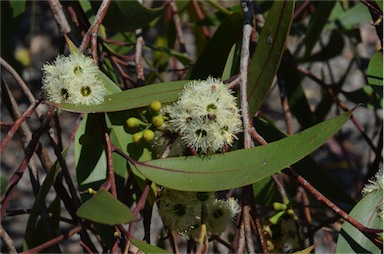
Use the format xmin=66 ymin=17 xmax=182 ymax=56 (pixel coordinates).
xmin=126 ymin=117 xmax=147 ymax=129
xmin=142 ymin=129 xmax=155 ymax=142
xmin=132 ymin=131 xmax=143 ymax=143
xmin=149 ymin=100 xmax=161 ymax=114
xmin=152 ymin=115 xmax=164 ymax=127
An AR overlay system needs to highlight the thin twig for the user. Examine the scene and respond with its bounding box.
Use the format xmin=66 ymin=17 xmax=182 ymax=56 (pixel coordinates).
xmin=79 ymin=0 xmax=111 ymax=58
xmin=0 ymin=107 xmax=54 ymax=221
xmin=47 ymin=0 xmax=71 ymax=34
xmin=103 ymin=132 xmax=117 ymax=197
xmin=235 ymin=221 xmax=246 ymax=254
xmin=191 ymin=0 xmax=210 ymax=39
xmin=169 ymin=0 xmax=187 ymax=54
xmin=239 ymin=0 xmax=253 ymax=149
xmin=286 ymin=167 xmax=383 ymax=249
xmin=0 ymin=225 xmax=17 ymax=254
xmin=20 ymin=225 xmax=83 ymax=254
xmin=243 ymin=206 xmax=256 ymax=254
xmin=277 ymin=75 xmax=293 ymax=135
xmin=135 ymin=28 xmax=145 ymax=86
xmin=297 ymin=186 xmax=312 ymax=224
xmin=0 ymin=98 xmax=42 ymax=153
xmin=271 ymin=174 xmax=289 ymax=204
xmin=0 ymin=57 xmax=43 ymax=118
xmin=296 ymin=64 xmax=380 ymax=155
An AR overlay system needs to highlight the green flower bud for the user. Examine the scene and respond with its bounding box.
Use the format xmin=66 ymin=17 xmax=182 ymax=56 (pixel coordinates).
xmin=273 ymin=202 xmax=287 ymax=211
xmin=142 ymin=129 xmax=155 ymax=142
xmin=268 ymin=210 xmax=285 ymax=225
xmin=132 ymin=131 xmax=143 ymax=143
xmin=152 ymin=115 xmax=164 ymax=128
xmin=126 ymin=117 xmax=147 ymax=129
xmin=149 ymin=100 xmax=162 ymax=114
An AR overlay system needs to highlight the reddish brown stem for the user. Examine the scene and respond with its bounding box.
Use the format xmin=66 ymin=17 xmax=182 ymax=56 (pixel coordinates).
xmin=79 ymin=0 xmax=111 ymax=58
xmin=0 ymin=108 xmax=54 ymax=221
xmin=296 ymin=65 xmax=380 ymax=156
xmin=20 ymin=225 xmax=82 ymax=254
xmin=191 ymin=0 xmax=210 ymax=39
xmin=286 ymin=167 xmax=383 ymax=249
xmin=169 ymin=0 xmax=187 ymax=54
xmin=104 ymin=132 xmax=117 ymax=197
xmin=0 ymin=98 xmax=42 ymax=153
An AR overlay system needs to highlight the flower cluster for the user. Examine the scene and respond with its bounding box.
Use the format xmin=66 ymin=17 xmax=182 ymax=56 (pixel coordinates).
xmin=361 ymin=168 xmax=383 ymax=220
xmin=42 ymin=53 xmax=106 ymax=105
xmin=362 ymin=168 xmax=383 ymax=196
xmin=263 ymin=216 xmax=302 ymax=253
xmin=158 ymin=188 xmax=240 ymax=239
xmin=163 ymin=77 xmax=242 ymax=153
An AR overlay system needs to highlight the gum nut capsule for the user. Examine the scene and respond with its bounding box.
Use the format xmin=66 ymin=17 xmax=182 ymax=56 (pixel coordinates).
xmin=142 ymin=129 xmax=155 ymax=142
xmin=149 ymin=100 xmax=162 ymax=113
xmin=132 ymin=132 xmax=143 ymax=143
xmin=126 ymin=117 xmax=145 ymax=129
xmin=152 ymin=115 xmax=164 ymax=127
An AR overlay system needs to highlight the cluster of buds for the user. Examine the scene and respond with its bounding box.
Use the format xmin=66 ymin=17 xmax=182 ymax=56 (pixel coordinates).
xmin=158 ymin=188 xmax=240 ymax=239
xmin=41 ymin=53 xmax=106 ymax=105
xmin=126 ymin=100 xmax=165 ymax=144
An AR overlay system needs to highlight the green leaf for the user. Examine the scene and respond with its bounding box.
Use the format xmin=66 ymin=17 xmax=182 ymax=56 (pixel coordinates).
xmin=1 ymin=0 xmax=26 ymax=48
xmin=25 ymin=147 xmax=68 ymax=250
xmin=377 ymin=0 xmax=383 ymax=12
xmin=132 ymin=111 xmax=352 ymax=192
xmin=129 ymin=238 xmax=170 ymax=254
xmin=75 ymin=114 xmax=107 ymax=189
xmin=55 ymin=80 xmax=189 ymax=113
xmin=304 ymin=1 xmax=335 ymax=57
xmin=247 ymin=0 xmax=294 ymax=117
xmin=188 ymin=12 xmax=243 ymax=79
xmin=280 ymin=50 xmax=316 ymax=129
xmin=342 ymin=86 xmax=382 ymax=109
xmin=91 ymin=1 xmax=163 ymax=32
xmin=222 ymin=43 xmax=237 ymax=80
xmin=0 ymin=176 xmax=8 ymax=196
xmin=301 ymin=30 xmax=345 ymax=63
xmin=366 ymin=51 xmax=383 ymax=98
xmin=325 ymin=2 xmax=372 ymax=31
xmin=253 ymin=117 xmax=356 ymax=206
xmin=335 ymin=190 xmax=383 ymax=253
xmin=76 ymin=190 xmax=135 ymax=225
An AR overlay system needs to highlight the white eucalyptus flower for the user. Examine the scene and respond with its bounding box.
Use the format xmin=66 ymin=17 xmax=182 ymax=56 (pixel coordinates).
xmin=166 ymin=77 xmax=242 ymax=153
xmin=205 ymin=198 xmax=240 ymax=235
xmin=41 ymin=53 xmax=106 ymax=105
xmin=362 ymin=168 xmax=383 ymax=196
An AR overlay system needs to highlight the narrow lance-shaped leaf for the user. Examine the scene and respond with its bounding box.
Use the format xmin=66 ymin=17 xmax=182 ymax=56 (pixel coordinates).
xmin=131 ymin=111 xmax=352 ymax=192
xmin=129 ymin=238 xmax=170 ymax=254
xmin=366 ymin=51 xmax=383 ymax=98
xmin=91 ymin=1 xmax=163 ymax=32
xmin=335 ymin=190 xmax=383 ymax=253
xmin=55 ymin=80 xmax=189 ymax=113
xmin=76 ymin=190 xmax=135 ymax=225
xmin=247 ymin=0 xmax=294 ymax=117
xmin=188 ymin=12 xmax=243 ymax=79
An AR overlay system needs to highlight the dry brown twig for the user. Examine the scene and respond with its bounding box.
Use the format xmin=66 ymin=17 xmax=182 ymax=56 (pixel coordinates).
xmin=79 ymin=0 xmax=111 ymax=60
xmin=47 ymin=0 xmax=71 ymax=34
